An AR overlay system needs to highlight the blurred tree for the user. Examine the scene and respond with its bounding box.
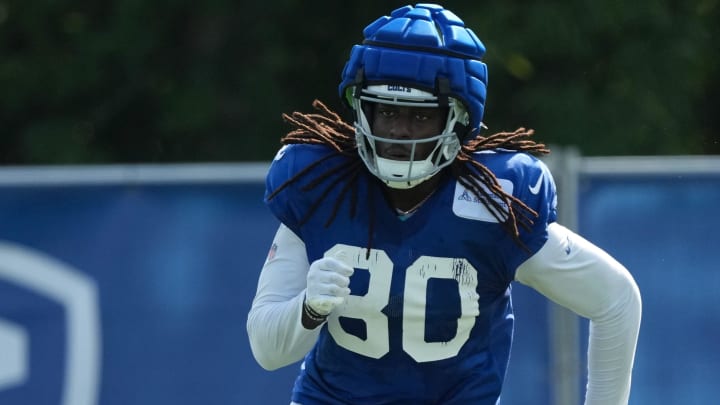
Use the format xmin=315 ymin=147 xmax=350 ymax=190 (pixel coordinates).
xmin=0 ymin=0 xmax=717 ymax=164
xmin=464 ymin=0 xmax=720 ymax=155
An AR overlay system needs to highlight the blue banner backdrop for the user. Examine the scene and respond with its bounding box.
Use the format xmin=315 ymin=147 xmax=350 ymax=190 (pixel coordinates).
xmin=0 ymin=169 xmax=562 ymax=405
xmin=5 ymin=164 xmax=718 ymax=404
xmin=578 ymin=173 xmax=720 ymax=405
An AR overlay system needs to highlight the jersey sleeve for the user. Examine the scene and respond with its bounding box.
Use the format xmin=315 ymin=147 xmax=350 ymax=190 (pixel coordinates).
xmin=264 ymin=144 xmax=332 ymax=237
xmin=265 ymin=143 xmax=352 ymax=239
xmin=517 ymin=154 xmax=558 ymax=235
xmin=503 ymin=153 xmax=559 ymax=270
xmin=264 ymin=145 xmax=302 ymax=233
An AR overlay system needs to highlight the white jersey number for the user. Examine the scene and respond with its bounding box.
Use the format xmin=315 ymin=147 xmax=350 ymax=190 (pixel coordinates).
xmin=325 ymin=244 xmax=480 ymax=363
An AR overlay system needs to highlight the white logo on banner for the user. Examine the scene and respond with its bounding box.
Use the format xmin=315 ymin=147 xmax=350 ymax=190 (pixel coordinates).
xmin=0 ymin=242 xmax=101 ymax=405
xmin=0 ymin=318 xmax=27 ymax=390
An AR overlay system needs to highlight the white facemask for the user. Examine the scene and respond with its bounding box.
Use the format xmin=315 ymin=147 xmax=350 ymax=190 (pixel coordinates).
xmin=352 ymin=85 xmax=467 ymax=189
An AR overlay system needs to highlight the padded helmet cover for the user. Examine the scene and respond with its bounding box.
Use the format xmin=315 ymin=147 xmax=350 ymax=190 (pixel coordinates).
xmin=338 ymin=3 xmax=488 ymax=139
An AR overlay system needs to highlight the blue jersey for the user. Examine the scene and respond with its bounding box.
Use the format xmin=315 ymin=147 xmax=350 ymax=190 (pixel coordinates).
xmin=265 ymin=144 xmax=557 ymax=405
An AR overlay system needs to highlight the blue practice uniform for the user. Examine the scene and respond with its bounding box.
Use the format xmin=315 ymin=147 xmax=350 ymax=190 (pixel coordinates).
xmin=265 ymin=143 xmax=557 ymax=404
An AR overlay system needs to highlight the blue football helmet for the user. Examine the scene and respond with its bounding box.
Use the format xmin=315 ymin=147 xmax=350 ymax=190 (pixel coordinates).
xmin=338 ymin=4 xmax=488 ymax=189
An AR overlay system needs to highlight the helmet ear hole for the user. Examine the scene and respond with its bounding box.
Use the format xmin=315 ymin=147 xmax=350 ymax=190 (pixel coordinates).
xmin=454 ymin=122 xmax=470 ymax=139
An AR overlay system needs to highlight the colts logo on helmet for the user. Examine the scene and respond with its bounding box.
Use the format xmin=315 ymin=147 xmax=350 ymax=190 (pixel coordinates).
xmin=386 ymin=85 xmax=412 ymax=93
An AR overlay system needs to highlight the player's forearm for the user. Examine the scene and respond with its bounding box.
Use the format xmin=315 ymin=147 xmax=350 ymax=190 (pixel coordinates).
xmin=246 ymin=223 xmax=320 ymax=370
xmin=247 ymin=292 xmax=320 ymax=370
xmin=515 ymin=223 xmax=642 ymax=404
xmin=585 ymin=279 xmax=641 ymax=404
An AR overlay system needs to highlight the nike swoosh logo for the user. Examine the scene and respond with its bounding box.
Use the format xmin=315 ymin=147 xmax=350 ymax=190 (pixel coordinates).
xmin=529 ymin=172 xmax=543 ymax=194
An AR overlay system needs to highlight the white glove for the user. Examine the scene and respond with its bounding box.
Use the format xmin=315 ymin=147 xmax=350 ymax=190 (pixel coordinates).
xmin=305 ymin=253 xmax=354 ymax=316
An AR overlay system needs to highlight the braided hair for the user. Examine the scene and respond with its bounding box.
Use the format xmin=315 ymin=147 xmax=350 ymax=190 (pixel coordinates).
xmin=267 ymin=100 xmax=550 ymax=256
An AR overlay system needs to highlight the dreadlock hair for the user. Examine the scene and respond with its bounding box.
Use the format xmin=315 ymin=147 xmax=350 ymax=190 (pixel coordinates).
xmin=266 ymin=100 xmax=550 ymax=257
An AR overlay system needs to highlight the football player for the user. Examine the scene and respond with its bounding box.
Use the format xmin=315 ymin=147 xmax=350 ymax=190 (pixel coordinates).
xmin=247 ymin=4 xmax=641 ymax=404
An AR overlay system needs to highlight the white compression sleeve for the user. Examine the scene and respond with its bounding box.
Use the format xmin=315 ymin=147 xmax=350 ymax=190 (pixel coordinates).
xmin=246 ymin=223 xmax=320 ymax=370
xmin=515 ymin=222 xmax=642 ymax=405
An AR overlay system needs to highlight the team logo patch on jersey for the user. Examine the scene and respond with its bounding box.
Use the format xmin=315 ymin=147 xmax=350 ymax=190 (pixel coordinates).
xmin=452 ymin=179 xmax=514 ymax=222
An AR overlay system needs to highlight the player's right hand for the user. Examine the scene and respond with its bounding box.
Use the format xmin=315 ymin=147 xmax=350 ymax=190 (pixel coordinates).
xmin=305 ymin=254 xmax=354 ymax=316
